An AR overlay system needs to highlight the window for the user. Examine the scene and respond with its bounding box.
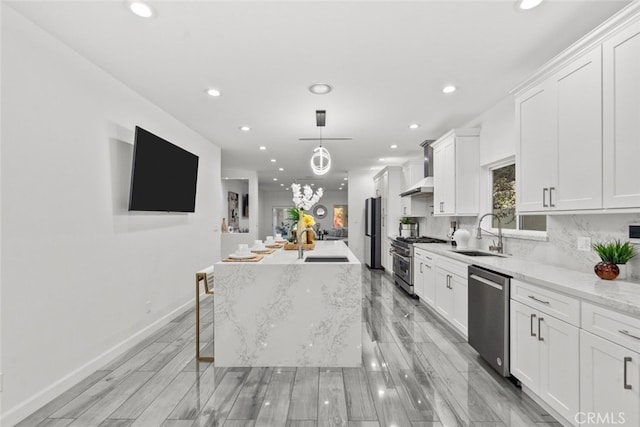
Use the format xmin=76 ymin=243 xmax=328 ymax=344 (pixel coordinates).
xmin=491 ymin=163 xmax=546 ymax=232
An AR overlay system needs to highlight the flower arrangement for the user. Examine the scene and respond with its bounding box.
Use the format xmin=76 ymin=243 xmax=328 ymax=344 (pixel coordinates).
xmin=291 ymin=183 xmax=323 ymax=210
xmin=290 ymin=183 xmax=323 ymax=244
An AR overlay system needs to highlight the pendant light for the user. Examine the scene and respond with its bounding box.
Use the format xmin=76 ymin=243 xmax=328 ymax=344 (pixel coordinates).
xmin=311 ymin=110 xmax=331 ymax=175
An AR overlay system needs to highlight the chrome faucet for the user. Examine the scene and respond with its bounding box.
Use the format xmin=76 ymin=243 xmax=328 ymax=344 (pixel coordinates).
xmin=298 ymin=227 xmax=319 ymax=259
xmin=476 ymin=213 xmax=504 ymax=254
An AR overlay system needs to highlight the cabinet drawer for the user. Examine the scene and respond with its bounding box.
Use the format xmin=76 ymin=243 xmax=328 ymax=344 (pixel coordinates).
xmin=436 ymin=256 xmax=469 ymax=278
xmin=511 ymin=279 xmax=580 ymax=326
xmin=414 ymin=248 xmax=435 ymax=262
xmin=582 ymin=302 xmax=640 ymax=353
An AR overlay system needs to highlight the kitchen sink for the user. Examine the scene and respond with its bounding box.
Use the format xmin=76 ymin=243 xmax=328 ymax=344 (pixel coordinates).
xmin=304 ymin=256 xmax=350 ymax=263
xmin=450 ymin=250 xmax=503 ymax=257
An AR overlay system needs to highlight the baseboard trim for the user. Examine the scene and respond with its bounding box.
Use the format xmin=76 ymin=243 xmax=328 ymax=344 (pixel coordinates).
xmin=1 ymin=297 xmax=196 ymax=426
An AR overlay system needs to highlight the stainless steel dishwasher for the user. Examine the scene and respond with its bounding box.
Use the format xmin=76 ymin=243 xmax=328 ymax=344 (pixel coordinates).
xmin=468 ymin=265 xmax=511 ymax=377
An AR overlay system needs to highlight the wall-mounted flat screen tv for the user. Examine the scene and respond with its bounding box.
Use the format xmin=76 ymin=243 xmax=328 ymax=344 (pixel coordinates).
xmin=128 ymin=126 xmax=199 ymax=212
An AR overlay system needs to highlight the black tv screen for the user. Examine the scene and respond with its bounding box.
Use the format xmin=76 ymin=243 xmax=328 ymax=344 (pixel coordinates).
xmin=128 ymin=126 xmax=199 ymax=212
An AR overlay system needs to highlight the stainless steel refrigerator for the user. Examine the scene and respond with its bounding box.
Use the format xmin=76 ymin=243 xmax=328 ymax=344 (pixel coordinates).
xmin=364 ymin=197 xmax=382 ymax=269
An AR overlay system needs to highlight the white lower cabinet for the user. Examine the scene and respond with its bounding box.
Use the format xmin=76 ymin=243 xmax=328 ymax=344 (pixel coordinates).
xmin=413 ymin=248 xmax=435 ymax=306
xmin=580 ymin=313 xmax=640 ymax=426
xmin=435 ymin=266 xmax=454 ymax=319
xmin=433 ymin=256 xmax=468 ymax=337
xmin=510 ymin=299 xmax=579 ymax=425
xmin=450 ymin=273 xmax=468 ymax=336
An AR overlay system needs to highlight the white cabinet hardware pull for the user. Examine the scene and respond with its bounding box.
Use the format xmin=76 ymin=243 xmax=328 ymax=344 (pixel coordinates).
xmin=528 ymin=295 xmax=550 ymax=305
xmin=619 ymin=329 xmax=640 ymax=341
xmin=538 ymin=317 xmax=544 ymax=341
xmin=549 ymin=187 xmax=556 ymax=207
xmin=420 ymin=262 xmax=423 ymax=274
xmin=543 ymin=188 xmax=549 ymax=207
xmin=530 ymin=313 xmax=537 ymax=337
xmin=624 ymin=357 xmax=632 ymax=390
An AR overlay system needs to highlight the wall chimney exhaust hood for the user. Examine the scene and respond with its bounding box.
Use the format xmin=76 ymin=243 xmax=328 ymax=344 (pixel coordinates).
xmin=400 ymin=140 xmax=435 ymax=197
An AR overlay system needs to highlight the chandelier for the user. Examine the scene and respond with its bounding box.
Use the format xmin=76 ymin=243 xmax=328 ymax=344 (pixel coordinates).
xmin=311 ymin=110 xmax=331 ymax=175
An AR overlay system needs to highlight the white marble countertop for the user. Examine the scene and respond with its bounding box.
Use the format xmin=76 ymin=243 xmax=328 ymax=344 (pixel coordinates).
xmin=414 ymin=243 xmax=640 ymax=318
xmin=220 ymin=240 xmax=360 ymax=265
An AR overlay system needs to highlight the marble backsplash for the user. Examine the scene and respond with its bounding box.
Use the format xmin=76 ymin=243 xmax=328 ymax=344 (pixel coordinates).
xmin=417 ymin=210 xmax=640 ymax=280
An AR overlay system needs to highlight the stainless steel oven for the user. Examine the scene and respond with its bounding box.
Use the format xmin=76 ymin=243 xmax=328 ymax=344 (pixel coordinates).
xmin=391 ymin=236 xmax=447 ymax=297
xmin=391 ymin=242 xmax=412 ymax=295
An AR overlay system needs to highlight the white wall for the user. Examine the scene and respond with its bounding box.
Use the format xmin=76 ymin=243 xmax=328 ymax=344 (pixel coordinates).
xmin=1 ymin=7 xmax=221 ymax=424
xmin=221 ymin=179 xmax=250 ymax=231
xmin=259 ymin=189 xmax=347 ymax=240
xmin=347 ymin=170 xmax=376 ymax=263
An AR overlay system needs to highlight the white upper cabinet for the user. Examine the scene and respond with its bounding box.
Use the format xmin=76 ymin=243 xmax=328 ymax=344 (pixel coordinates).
xmin=400 ymin=160 xmax=427 ymax=216
xmin=516 ymin=82 xmax=557 ymax=212
xmin=603 ymin=19 xmax=640 ymax=208
xmin=516 ymin=46 xmax=602 ymax=213
xmin=432 ymin=129 xmax=480 ymax=217
xmin=555 ymin=47 xmax=603 ymax=210
xmin=515 ymin=4 xmax=640 ymax=213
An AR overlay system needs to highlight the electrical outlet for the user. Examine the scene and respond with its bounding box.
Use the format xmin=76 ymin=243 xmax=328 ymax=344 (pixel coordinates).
xmin=577 ymin=236 xmax=592 ymax=252
xmin=146 ymin=301 xmax=151 ymax=314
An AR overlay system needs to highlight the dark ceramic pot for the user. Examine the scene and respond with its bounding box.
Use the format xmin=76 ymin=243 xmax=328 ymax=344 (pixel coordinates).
xmin=594 ymin=262 xmax=619 ymax=280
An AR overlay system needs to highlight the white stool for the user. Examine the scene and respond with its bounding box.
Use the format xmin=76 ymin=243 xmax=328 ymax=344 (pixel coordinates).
xmin=195 ymin=266 xmax=214 ymax=362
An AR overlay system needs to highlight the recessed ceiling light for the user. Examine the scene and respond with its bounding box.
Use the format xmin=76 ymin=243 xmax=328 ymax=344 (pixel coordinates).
xmin=206 ymin=88 xmax=221 ymax=97
xmin=128 ymin=1 xmax=155 ymax=18
xmin=370 ymin=167 xmax=376 ymax=170
xmin=390 ymin=144 xmax=398 ymax=149
xmin=273 ymin=178 xmax=278 ymax=181
xmin=311 ymin=183 xmax=315 ymax=186
xmin=280 ymin=183 xmax=284 ymax=186
xmin=340 ymin=183 xmax=345 ymax=186
xmin=339 ymin=187 xmax=343 ymax=190
xmin=285 ymin=187 xmax=289 ymax=190
xmin=409 ymin=124 xmax=420 ymax=129
xmin=344 ymin=177 xmax=348 ymax=181
xmin=309 ymin=83 xmax=333 ymax=95
xmin=270 ymin=159 xmax=277 ymax=163
xmin=259 ymin=146 xmax=266 ymax=150
xmin=442 ymin=85 xmax=456 ymax=94
xmin=517 ymin=0 xmax=543 ymax=10
xmin=239 ymin=126 xmax=250 ymax=132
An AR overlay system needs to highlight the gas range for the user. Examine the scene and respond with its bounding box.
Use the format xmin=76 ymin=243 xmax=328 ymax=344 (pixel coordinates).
xmin=391 ymin=236 xmax=448 ymax=298
xmin=395 ymin=236 xmax=448 ymax=245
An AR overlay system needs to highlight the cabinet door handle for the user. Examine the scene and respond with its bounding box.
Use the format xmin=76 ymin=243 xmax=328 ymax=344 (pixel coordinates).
xmin=530 ymin=313 xmax=537 ymax=337
xmin=542 ymin=188 xmax=548 ymax=207
xmin=624 ymin=357 xmax=632 ymax=390
xmin=425 ymin=264 xmax=432 ymax=269
xmin=420 ymin=262 xmax=423 ymax=274
xmin=619 ymin=329 xmax=640 ymax=341
xmin=538 ymin=317 xmax=544 ymax=341
xmin=528 ymin=295 xmax=550 ymax=305
xmin=549 ymin=187 xmax=556 ymax=208
xmin=425 ymin=256 xmax=432 ymax=260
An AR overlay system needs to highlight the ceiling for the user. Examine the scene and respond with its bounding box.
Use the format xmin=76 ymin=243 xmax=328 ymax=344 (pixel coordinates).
xmin=8 ymin=0 xmax=630 ymax=192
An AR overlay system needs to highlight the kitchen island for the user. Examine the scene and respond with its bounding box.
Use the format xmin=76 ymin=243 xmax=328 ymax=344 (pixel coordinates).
xmin=214 ymin=241 xmax=362 ymax=367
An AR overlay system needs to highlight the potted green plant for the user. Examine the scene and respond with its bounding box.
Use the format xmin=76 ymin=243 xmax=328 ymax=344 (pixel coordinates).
xmin=399 ymin=217 xmax=415 ymax=237
xmin=592 ymin=239 xmax=636 ymax=280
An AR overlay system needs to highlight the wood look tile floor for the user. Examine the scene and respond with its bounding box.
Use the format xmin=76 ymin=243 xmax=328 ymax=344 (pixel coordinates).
xmin=18 ymin=268 xmax=561 ymax=427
